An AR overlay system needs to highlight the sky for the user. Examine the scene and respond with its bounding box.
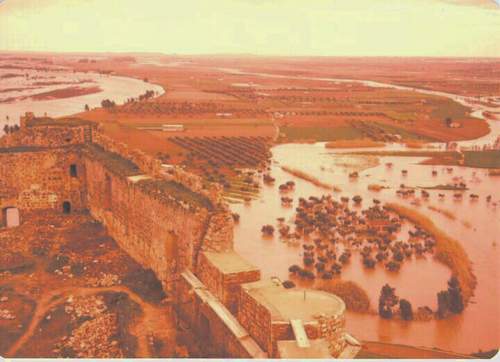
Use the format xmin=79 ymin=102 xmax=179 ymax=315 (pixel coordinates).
xmin=0 ymin=0 xmax=499 ymax=57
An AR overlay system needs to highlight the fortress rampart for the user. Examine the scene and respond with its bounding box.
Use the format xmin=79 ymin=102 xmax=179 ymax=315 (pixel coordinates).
xmin=0 ymin=113 xmax=359 ymax=358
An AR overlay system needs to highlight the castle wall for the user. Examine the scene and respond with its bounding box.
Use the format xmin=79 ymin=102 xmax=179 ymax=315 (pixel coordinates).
xmin=0 ymin=118 xmax=354 ymax=359
xmin=0 ymin=126 xmax=88 ymax=148
xmin=0 ymin=147 xmax=87 ymax=218
xmin=84 ymin=155 xmax=211 ymax=292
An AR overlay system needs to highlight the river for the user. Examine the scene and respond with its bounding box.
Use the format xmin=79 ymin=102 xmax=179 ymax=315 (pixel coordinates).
xmin=0 ymin=60 xmax=164 ymax=135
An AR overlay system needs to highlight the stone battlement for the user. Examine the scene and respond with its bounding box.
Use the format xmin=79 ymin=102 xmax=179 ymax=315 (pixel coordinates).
xmin=0 ymin=115 xmax=359 ymax=358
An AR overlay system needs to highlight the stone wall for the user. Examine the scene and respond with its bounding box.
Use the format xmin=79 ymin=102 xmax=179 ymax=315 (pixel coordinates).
xmin=200 ymin=211 xmax=234 ymax=253
xmin=197 ymin=251 xmax=260 ymax=314
xmin=91 ymin=127 xmax=224 ymax=206
xmin=91 ymin=129 xmax=163 ymax=178
xmin=84 ymin=154 xmax=211 ymax=292
xmin=315 ymin=313 xmax=347 ymax=357
xmin=0 ymin=147 xmax=87 ymax=215
xmin=0 ymin=125 xmax=88 ymax=149
xmin=0 ymin=117 xmax=355 ymax=359
xmin=177 ymin=271 xmax=267 ymax=358
xmin=238 ymin=286 xmax=273 ymax=354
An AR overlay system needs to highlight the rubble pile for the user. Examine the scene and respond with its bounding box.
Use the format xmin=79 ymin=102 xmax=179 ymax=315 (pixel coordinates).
xmin=0 ymin=309 xmax=15 ymax=320
xmin=64 ymin=295 xmax=107 ymax=321
xmin=58 ymin=313 xmax=122 ymax=358
xmin=86 ymin=273 xmax=121 ymax=287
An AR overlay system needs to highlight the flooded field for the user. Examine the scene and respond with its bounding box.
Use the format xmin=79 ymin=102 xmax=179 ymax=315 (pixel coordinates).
xmin=0 ymin=59 xmax=164 ymax=134
xmin=231 ymin=142 xmax=500 ymax=354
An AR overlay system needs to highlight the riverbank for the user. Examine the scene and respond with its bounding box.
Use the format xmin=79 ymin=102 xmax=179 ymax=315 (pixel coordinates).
xmin=385 ymin=203 xmax=476 ymax=302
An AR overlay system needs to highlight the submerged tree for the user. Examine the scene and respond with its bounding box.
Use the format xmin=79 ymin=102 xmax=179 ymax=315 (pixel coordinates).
xmin=436 ymin=290 xmax=451 ymax=319
xmin=378 ymin=284 xmax=399 ymax=319
xmin=448 ymin=276 xmax=464 ymax=314
xmin=437 ymin=276 xmax=464 ymax=319
xmin=399 ymin=299 xmax=413 ymax=320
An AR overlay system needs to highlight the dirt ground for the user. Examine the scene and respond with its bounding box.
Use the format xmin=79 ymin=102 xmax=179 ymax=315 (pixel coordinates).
xmin=0 ymin=211 xmax=181 ymax=358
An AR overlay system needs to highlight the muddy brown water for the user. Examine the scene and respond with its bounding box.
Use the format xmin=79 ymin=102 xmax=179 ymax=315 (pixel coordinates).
xmin=0 ymin=60 xmax=164 ymax=135
xmin=231 ymin=142 xmax=500 ymax=354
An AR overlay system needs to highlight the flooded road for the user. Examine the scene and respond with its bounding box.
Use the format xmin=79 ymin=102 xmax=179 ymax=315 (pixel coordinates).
xmin=231 ymin=142 xmax=500 ymax=354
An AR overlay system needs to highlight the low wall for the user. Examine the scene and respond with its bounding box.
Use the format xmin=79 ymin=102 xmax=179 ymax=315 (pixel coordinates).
xmin=238 ymin=285 xmax=273 ymax=354
xmin=177 ymin=271 xmax=267 ymax=358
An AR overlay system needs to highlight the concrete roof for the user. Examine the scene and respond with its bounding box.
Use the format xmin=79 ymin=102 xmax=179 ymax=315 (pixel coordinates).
xmin=277 ymin=339 xmax=331 ymax=359
xmin=241 ymin=279 xmax=345 ymax=322
xmin=203 ymin=250 xmax=259 ymax=275
xmin=127 ymin=174 xmax=152 ymax=183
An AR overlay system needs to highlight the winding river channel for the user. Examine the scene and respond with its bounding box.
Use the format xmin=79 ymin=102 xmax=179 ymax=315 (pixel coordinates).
xmin=0 ymin=61 xmax=164 ymax=134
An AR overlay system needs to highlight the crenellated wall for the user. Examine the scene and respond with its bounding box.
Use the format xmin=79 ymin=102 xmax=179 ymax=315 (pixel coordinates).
xmin=0 ymin=115 xmax=356 ymax=359
xmin=84 ymin=152 xmax=212 ymax=292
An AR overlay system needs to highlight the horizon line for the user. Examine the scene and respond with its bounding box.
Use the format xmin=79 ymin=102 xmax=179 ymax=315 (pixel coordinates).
xmin=0 ymin=50 xmax=499 ymax=59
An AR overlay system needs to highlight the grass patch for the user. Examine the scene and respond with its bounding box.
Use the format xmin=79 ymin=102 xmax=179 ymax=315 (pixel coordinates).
xmin=318 ymin=280 xmax=370 ymax=313
xmin=325 ymin=139 xmax=384 ymax=149
xmin=137 ymin=179 xmax=213 ymax=210
xmin=428 ymin=99 xmax=471 ymax=120
xmin=371 ymin=122 xmax=437 ymax=142
xmin=280 ymin=126 xmax=364 ymax=142
xmin=385 ymin=203 xmax=476 ymax=302
xmin=463 ymin=150 xmax=500 ymax=169
xmin=427 ymin=205 xmax=456 ymax=220
xmin=281 ymin=165 xmax=341 ymax=191
xmin=86 ymin=144 xmax=141 ymax=177
xmin=26 ymin=117 xmax=95 ymax=128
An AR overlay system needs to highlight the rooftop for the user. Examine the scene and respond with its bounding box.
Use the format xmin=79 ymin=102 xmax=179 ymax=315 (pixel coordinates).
xmin=203 ymin=251 xmax=259 ymax=275
xmin=242 ymin=280 xmax=345 ymax=322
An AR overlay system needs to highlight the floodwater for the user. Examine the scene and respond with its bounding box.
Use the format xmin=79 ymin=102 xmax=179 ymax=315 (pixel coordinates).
xmin=231 ymin=142 xmax=500 ymax=354
xmin=0 ymin=60 xmax=164 ymax=134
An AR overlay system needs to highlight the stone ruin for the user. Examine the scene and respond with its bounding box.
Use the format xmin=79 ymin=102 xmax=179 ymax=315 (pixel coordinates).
xmin=0 ymin=112 xmax=360 ymax=358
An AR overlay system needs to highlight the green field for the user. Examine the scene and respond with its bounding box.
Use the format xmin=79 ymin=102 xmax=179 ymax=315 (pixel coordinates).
xmin=280 ymin=126 xmax=364 ymax=142
xmin=463 ymin=150 xmax=500 ymax=169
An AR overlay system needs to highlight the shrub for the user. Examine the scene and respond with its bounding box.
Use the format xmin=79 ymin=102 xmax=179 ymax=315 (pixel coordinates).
xmin=123 ymin=268 xmax=166 ymax=304
xmin=45 ymin=254 xmax=70 ymax=273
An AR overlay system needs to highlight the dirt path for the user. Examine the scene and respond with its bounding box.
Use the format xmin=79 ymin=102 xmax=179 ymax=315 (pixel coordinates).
xmin=5 ymin=285 xmax=174 ymax=358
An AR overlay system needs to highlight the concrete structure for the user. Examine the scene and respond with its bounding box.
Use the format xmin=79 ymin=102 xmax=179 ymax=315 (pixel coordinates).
xmin=0 ymin=113 xmax=360 ymax=358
